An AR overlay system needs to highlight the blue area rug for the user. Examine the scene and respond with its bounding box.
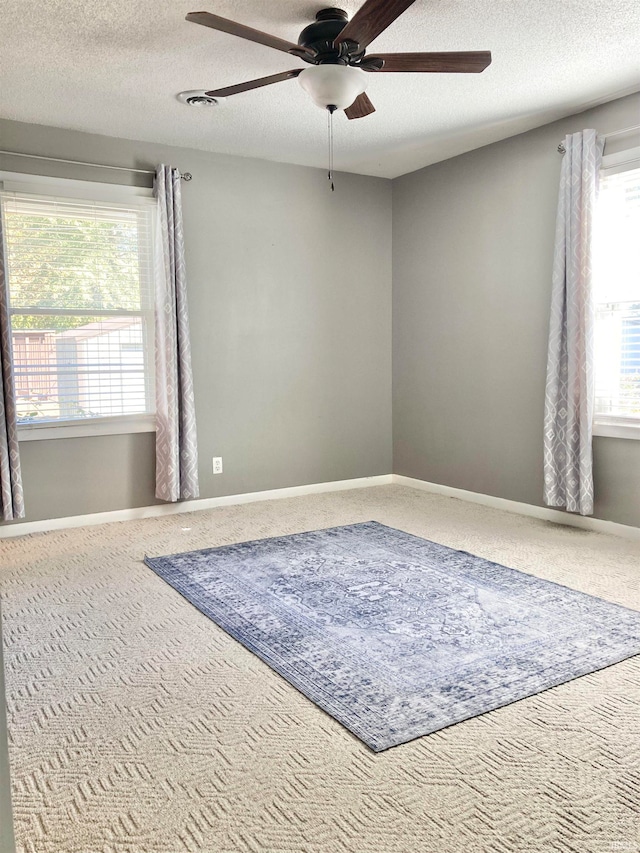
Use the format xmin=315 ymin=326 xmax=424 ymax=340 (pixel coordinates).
xmin=144 ymin=522 xmax=640 ymax=751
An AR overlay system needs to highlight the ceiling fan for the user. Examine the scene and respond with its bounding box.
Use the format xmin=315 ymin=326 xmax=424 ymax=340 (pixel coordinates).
xmin=186 ymin=0 xmax=492 ymax=120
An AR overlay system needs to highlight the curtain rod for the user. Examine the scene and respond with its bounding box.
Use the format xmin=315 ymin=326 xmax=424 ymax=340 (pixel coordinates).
xmin=0 ymin=149 xmax=192 ymax=180
xmin=557 ymin=123 xmax=640 ymax=154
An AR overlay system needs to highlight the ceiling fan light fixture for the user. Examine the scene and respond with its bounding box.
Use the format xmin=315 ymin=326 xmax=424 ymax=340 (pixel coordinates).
xmin=298 ymin=65 xmax=368 ymax=111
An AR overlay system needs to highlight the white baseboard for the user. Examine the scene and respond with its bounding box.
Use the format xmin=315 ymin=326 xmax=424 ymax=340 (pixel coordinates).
xmin=392 ymin=474 xmax=640 ymax=541
xmin=0 ymin=475 xmax=393 ymax=539
xmin=2 ymin=472 xmax=638 ymax=542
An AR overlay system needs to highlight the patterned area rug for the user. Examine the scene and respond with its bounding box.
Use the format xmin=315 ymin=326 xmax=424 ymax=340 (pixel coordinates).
xmin=145 ymin=521 xmax=640 ymax=751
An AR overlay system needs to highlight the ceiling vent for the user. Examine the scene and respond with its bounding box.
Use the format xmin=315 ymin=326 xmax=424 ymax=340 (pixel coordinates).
xmin=177 ymin=90 xmax=224 ymax=106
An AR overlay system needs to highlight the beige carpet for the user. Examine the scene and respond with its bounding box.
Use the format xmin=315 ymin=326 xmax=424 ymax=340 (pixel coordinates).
xmin=1 ymin=484 xmax=640 ymax=853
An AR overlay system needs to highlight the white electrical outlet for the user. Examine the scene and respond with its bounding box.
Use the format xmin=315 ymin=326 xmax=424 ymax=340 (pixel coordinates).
xmin=212 ymin=457 xmax=223 ymax=475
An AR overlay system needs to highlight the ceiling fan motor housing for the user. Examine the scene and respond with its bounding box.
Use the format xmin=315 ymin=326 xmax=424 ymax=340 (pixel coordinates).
xmin=298 ymin=8 xmax=359 ymax=65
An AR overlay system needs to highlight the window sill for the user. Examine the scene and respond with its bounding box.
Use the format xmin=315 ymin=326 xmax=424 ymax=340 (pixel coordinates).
xmin=17 ymin=415 xmax=156 ymax=442
xmin=593 ymin=420 xmax=640 ymax=440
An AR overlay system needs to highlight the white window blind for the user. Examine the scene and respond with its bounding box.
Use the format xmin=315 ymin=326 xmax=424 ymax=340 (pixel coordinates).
xmin=1 ymin=191 xmax=155 ymax=425
xmin=594 ymin=161 xmax=640 ymax=428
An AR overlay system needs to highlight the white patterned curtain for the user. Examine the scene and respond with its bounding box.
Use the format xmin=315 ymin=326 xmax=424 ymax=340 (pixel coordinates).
xmin=154 ymin=165 xmax=199 ymax=502
xmin=543 ymin=129 xmax=604 ymax=516
xmin=0 ymin=209 xmax=25 ymax=520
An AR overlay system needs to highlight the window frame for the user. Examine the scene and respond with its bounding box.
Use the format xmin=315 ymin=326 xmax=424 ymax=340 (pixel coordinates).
xmin=593 ymin=146 xmax=640 ymax=442
xmin=0 ymin=171 xmax=157 ymax=442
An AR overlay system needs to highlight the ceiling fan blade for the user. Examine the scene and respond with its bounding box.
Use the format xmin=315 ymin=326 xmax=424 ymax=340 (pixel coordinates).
xmin=335 ymin=0 xmax=417 ymax=49
xmin=367 ymin=52 xmax=492 ymax=73
xmin=205 ymin=69 xmax=302 ymax=98
xmin=186 ymin=11 xmax=313 ymax=58
xmin=345 ymin=92 xmax=376 ymax=120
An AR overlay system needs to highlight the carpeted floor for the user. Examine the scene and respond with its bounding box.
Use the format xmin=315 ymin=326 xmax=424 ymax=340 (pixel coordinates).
xmin=1 ymin=484 xmax=640 ymax=853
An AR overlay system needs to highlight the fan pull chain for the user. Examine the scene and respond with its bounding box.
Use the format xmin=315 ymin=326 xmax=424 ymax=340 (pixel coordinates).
xmin=327 ymin=105 xmax=336 ymax=192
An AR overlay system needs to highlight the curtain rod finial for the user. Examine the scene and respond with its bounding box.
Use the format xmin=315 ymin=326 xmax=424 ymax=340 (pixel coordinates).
xmin=181 ymin=172 xmax=193 ymax=182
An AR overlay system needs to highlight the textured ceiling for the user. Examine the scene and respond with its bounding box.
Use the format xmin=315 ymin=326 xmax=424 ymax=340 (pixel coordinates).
xmin=1 ymin=0 xmax=639 ymax=178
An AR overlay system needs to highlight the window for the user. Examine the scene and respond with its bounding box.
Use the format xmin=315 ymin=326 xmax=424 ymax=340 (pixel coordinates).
xmin=0 ymin=175 xmax=156 ymax=439
xmin=593 ymin=149 xmax=640 ymax=439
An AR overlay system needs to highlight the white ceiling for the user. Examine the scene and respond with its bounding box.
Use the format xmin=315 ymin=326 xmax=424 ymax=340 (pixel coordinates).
xmin=1 ymin=0 xmax=639 ymax=178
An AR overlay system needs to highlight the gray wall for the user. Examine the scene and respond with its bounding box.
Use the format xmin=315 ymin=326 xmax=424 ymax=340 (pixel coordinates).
xmin=2 ymin=92 xmax=639 ymax=530
xmin=393 ymin=92 xmax=640 ymax=528
xmin=0 ymin=119 xmax=393 ymax=524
